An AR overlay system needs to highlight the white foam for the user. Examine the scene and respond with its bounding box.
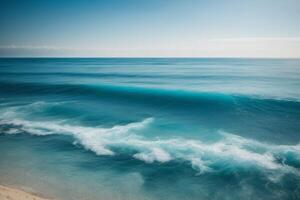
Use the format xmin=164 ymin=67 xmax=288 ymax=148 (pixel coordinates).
xmin=1 ymin=115 xmax=300 ymax=176
xmin=133 ymin=147 xmax=172 ymax=163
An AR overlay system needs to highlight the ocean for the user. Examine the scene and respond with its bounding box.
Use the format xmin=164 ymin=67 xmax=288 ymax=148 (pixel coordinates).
xmin=0 ymin=58 xmax=300 ymax=200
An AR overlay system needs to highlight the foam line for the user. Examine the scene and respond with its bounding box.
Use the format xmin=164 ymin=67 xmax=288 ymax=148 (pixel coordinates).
xmin=1 ymin=115 xmax=299 ymax=177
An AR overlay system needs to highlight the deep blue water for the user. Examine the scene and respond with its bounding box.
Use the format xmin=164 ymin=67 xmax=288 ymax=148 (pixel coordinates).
xmin=0 ymin=58 xmax=300 ymax=200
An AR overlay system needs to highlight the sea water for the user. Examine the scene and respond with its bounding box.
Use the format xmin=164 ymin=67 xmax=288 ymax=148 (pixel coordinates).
xmin=0 ymin=58 xmax=300 ymax=200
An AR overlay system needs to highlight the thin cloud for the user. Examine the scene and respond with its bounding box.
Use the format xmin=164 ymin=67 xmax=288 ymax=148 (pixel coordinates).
xmin=1 ymin=37 xmax=300 ymax=58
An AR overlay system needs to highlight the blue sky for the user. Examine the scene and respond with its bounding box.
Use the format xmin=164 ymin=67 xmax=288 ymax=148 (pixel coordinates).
xmin=0 ymin=0 xmax=300 ymax=57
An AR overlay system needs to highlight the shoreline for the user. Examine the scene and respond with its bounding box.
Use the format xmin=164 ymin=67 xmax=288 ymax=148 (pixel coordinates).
xmin=0 ymin=184 xmax=52 ymax=200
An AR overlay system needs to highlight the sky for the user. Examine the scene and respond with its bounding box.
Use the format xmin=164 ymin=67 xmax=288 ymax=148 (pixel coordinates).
xmin=0 ymin=0 xmax=300 ymax=57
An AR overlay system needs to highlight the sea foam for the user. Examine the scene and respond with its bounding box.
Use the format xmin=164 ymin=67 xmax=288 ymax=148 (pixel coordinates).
xmin=1 ymin=113 xmax=299 ymax=177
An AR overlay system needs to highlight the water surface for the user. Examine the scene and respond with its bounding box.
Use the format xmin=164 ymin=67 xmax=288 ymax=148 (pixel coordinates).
xmin=0 ymin=58 xmax=300 ymax=200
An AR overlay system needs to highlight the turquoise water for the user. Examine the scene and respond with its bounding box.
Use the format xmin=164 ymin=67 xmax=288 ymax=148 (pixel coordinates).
xmin=0 ymin=58 xmax=300 ymax=200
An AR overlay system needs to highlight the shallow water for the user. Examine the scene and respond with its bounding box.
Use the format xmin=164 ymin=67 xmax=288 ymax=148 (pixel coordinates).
xmin=0 ymin=58 xmax=300 ymax=200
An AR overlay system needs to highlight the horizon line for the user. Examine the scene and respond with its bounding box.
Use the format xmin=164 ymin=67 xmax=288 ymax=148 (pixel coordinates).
xmin=1 ymin=56 xmax=300 ymax=59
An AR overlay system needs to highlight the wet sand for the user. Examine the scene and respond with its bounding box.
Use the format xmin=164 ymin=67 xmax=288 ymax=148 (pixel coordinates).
xmin=0 ymin=185 xmax=52 ymax=200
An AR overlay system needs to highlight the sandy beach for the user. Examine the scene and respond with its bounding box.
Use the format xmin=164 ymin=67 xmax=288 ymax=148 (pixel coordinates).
xmin=0 ymin=185 xmax=52 ymax=200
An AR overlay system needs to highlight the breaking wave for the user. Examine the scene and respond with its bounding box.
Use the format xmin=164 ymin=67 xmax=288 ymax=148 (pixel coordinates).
xmin=1 ymin=113 xmax=299 ymax=177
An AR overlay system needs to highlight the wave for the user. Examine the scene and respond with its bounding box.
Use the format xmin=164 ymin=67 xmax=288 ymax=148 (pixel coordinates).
xmin=1 ymin=81 xmax=300 ymax=107
xmin=1 ymin=114 xmax=300 ymax=177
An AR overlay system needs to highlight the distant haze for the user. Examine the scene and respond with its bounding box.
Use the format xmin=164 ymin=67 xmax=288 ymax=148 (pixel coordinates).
xmin=1 ymin=0 xmax=300 ymax=57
